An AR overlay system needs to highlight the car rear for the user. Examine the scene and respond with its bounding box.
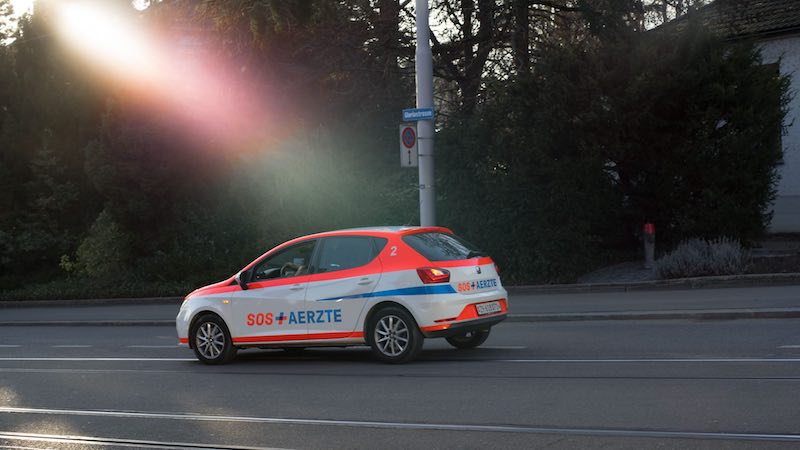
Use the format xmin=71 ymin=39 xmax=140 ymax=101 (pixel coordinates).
xmin=399 ymin=229 xmax=508 ymax=338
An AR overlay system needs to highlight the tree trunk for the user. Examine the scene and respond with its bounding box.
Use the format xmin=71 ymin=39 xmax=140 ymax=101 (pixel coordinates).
xmin=377 ymin=0 xmax=400 ymax=86
xmin=460 ymin=0 xmax=493 ymax=114
xmin=461 ymin=0 xmax=474 ymax=70
xmin=513 ymin=0 xmax=529 ymax=77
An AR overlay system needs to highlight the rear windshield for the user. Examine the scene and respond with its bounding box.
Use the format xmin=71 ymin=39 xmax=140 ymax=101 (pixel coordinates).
xmin=402 ymin=232 xmax=485 ymax=262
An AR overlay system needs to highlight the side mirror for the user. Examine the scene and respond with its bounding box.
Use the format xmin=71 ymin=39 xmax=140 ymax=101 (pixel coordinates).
xmin=235 ymin=270 xmax=251 ymax=290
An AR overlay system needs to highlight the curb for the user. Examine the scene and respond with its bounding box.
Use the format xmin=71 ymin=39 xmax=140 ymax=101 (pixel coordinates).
xmin=506 ymin=273 xmax=800 ymax=295
xmin=0 ymin=320 xmax=174 ymax=326
xmin=506 ymin=308 xmax=800 ymax=322
xmin=3 ymin=308 xmax=800 ymax=326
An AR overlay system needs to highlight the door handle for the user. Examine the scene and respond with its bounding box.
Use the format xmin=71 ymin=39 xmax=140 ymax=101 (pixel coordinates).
xmin=357 ymin=278 xmax=373 ymax=285
xmin=290 ymin=284 xmax=305 ymax=291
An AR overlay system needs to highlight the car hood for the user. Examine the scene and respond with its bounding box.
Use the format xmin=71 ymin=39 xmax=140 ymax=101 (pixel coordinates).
xmin=185 ymin=276 xmax=236 ymax=300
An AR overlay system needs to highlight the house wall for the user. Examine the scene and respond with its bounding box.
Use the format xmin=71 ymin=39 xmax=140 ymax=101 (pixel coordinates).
xmin=760 ymin=34 xmax=800 ymax=233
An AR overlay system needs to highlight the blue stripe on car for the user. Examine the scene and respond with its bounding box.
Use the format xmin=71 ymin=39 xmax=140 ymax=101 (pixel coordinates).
xmin=316 ymin=284 xmax=456 ymax=302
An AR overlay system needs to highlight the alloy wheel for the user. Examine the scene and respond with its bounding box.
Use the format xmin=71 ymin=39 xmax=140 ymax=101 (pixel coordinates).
xmin=196 ymin=321 xmax=225 ymax=360
xmin=374 ymin=314 xmax=409 ymax=356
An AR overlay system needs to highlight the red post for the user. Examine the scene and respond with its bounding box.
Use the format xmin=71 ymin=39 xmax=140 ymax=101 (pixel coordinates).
xmin=644 ymin=223 xmax=655 ymax=269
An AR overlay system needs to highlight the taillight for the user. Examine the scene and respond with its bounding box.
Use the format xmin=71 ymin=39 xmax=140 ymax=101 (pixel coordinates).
xmin=417 ymin=267 xmax=450 ymax=284
xmin=494 ymin=263 xmax=500 ymax=274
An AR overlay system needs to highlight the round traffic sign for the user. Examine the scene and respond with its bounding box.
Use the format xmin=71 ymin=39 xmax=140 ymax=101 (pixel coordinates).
xmin=401 ymin=126 xmax=416 ymax=149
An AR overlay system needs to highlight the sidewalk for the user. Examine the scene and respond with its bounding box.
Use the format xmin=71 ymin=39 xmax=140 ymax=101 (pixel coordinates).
xmin=1 ymin=281 xmax=799 ymax=325
xmin=508 ymin=273 xmax=800 ymax=296
xmin=506 ymin=283 xmax=800 ymax=321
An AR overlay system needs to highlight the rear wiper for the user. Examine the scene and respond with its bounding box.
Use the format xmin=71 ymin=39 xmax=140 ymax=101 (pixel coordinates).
xmin=467 ymin=251 xmax=487 ymax=259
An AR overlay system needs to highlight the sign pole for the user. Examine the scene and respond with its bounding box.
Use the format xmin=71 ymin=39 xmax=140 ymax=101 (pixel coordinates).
xmin=415 ymin=0 xmax=435 ymax=226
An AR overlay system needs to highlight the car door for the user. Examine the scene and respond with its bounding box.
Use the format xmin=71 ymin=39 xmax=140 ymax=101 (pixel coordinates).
xmin=304 ymin=236 xmax=386 ymax=336
xmin=229 ymin=239 xmax=317 ymax=343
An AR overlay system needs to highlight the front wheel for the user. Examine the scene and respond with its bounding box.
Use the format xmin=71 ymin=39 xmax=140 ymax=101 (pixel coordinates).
xmin=191 ymin=314 xmax=237 ymax=365
xmin=445 ymin=329 xmax=491 ymax=349
xmin=367 ymin=307 xmax=423 ymax=364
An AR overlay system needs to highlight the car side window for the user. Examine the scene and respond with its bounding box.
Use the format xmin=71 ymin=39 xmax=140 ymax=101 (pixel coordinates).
xmin=316 ymin=236 xmax=384 ymax=273
xmin=253 ymin=240 xmax=317 ymax=280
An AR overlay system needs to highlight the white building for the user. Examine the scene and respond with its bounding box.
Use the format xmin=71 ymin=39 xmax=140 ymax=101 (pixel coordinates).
xmin=671 ymin=0 xmax=800 ymax=232
xmin=762 ymin=34 xmax=800 ymax=232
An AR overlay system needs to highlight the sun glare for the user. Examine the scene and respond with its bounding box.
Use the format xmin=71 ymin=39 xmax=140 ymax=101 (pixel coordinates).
xmin=2 ymin=0 xmax=34 ymax=43
xmin=131 ymin=0 xmax=151 ymax=11
xmin=50 ymin=1 xmax=275 ymax=149
xmin=10 ymin=0 xmax=34 ymax=16
xmin=56 ymin=2 xmax=159 ymax=81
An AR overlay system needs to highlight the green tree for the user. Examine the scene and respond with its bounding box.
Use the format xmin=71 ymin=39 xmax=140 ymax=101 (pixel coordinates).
xmin=0 ymin=2 xmax=104 ymax=282
xmin=64 ymin=208 xmax=130 ymax=277
xmin=592 ymin=23 xmax=789 ymax=244
xmin=437 ymin=19 xmax=789 ymax=283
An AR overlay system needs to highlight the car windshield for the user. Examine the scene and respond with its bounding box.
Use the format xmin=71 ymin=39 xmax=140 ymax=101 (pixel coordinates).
xmin=402 ymin=232 xmax=485 ymax=262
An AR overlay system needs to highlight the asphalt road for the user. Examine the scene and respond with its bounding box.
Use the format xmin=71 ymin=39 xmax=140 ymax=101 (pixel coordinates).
xmin=1 ymin=318 xmax=800 ymax=449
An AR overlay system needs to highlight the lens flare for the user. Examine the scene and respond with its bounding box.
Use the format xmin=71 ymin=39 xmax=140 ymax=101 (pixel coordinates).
xmin=10 ymin=0 xmax=34 ymax=16
xmin=53 ymin=1 xmax=280 ymax=150
xmin=56 ymin=2 xmax=159 ymax=82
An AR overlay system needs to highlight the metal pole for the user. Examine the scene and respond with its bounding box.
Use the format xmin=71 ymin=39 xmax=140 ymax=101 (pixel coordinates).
xmin=415 ymin=0 xmax=436 ymax=226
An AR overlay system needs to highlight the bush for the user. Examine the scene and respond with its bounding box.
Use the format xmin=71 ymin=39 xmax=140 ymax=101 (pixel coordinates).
xmin=0 ymin=276 xmax=195 ymax=301
xmin=61 ymin=209 xmax=131 ymax=277
xmin=655 ymin=237 xmax=750 ymax=279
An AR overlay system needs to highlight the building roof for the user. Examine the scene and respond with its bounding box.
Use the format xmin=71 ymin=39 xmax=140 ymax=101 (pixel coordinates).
xmin=666 ymin=0 xmax=800 ymax=39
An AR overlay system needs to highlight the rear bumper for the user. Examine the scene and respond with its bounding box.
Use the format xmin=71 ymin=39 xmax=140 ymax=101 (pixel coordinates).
xmin=421 ymin=313 xmax=507 ymax=338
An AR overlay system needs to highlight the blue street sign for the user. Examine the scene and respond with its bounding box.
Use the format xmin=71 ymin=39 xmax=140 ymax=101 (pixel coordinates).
xmin=402 ymin=107 xmax=435 ymax=122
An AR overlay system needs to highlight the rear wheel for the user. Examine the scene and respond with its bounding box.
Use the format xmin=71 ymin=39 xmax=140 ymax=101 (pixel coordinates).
xmin=367 ymin=307 xmax=423 ymax=364
xmin=191 ymin=314 xmax=237 ymax=365
xmin=445 ymin=329 xmax=491 ymax=349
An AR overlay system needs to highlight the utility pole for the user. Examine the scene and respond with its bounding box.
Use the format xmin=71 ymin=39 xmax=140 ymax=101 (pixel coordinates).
xmin=415 ymin=0 xmax=436 ymax=226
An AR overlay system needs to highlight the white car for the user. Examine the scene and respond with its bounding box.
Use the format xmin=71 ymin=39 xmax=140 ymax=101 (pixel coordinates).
xmin=176 ymin=226 xmax=508 ymax=364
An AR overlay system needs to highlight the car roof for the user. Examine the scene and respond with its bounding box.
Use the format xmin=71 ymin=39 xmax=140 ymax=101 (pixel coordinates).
xmin=241 ymin=226 xmax=455 ymax=272
xmin=306 ymin=226 xmax=453 ymax=239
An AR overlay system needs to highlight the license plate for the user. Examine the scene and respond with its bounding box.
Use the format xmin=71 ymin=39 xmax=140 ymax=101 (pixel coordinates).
xmin=476 ymin=301 xmax=502 ymax=316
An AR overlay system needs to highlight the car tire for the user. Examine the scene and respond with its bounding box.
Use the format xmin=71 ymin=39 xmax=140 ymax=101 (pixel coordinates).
xmin=367 ymin=306 xmax=423 ymax=364
xmin=191 ymin=314 xmax=237 ymax=365
xmin=445 ymin=329 xmax=491 ymax=349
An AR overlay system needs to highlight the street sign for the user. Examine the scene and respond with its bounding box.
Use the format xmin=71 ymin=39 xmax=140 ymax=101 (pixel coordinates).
xmin=400 ymin=124 xmax=418 ymax=168
xmin=402 ymin=107 xmax=435 ymax=122
xmin=401 ymin=126 xmax=416 ymax=148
